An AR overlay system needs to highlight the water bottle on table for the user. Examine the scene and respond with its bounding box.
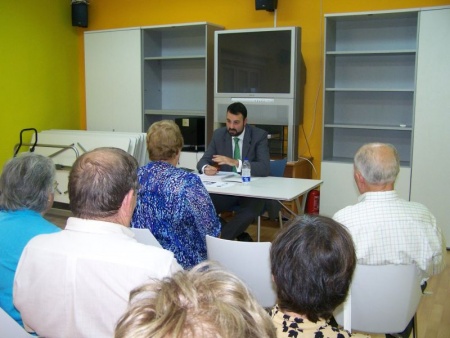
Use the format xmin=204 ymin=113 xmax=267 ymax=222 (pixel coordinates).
xmin=242 ymin=158 xmax=251 ymax=184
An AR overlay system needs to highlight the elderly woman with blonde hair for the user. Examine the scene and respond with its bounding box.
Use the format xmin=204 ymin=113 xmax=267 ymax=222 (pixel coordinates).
xmin=131 ymin=120 xmax=221 ymax=269
xmin=115 ymin=262 xmax=276 ymax=338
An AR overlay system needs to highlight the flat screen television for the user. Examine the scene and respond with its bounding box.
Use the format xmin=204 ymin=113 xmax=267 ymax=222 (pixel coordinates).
xmin=215 ymin=27 xmax=302 ymax=99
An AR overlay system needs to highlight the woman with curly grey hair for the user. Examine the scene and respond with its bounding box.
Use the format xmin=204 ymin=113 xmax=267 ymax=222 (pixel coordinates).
xmin=0 ymin=153 xmax=60 ymax=326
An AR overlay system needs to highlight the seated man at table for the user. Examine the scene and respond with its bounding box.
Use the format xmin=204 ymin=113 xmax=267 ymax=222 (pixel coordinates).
xmin=197 ymin=102 xmax=270 ymax=241
xmin=14 ymin=147 xmax=181 ymax=338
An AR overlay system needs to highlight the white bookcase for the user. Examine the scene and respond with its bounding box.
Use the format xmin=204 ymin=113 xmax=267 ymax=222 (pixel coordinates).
xmin=320 ymin=11 xmax=418 ymax=216
xmin=142 ymin=23 xmax=223 ymax=144
xmin=85 ymin=22 xmax=223 ymax=147
xmin=320 ymin=7 xmax=450 ymax=246
xmin=322 ymin=12 xmax=418 ymax=165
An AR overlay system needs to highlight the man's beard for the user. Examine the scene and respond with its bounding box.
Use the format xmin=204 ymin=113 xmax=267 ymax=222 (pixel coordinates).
xmin=228 ymin=128 xmax=243 ymax=137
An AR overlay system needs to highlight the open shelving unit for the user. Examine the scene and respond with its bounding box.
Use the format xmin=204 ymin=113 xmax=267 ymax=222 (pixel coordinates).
xmin=320 ymin=11 xmax=419 ymax=216
xmin=142 ymin=23 xmax=224 ymax=144
xmin=322 ymin=12 xmax=418 ymax=166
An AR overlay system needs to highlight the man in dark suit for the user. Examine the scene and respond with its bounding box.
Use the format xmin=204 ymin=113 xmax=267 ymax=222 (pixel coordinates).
xmin=197 ymin=102 xmax=270 ymax=241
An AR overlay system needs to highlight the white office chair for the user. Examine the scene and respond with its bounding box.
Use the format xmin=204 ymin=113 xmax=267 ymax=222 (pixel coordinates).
xmin=205 ymin=235 xmax=277 ymax=308
xmin=0 ymin=307 xmax=35 ymax=338
xmin=334 ymin=264 xmax=422 ymax=337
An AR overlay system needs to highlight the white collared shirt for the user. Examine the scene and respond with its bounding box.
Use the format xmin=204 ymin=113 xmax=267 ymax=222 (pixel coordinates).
xmin=14 ymin=217 xmax=181 ymax=338
xmin=333 ymin=190 xmax=446 ymax=282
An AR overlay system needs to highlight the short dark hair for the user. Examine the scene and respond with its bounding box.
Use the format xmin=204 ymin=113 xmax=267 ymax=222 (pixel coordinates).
xmin=270 ymin=215 xmax=356 ymax=322
xmin=68 ymin=147 xmax=138 ymax=219
xmin=227 ymin=102 xmax=247 ymax=119
xmin=0 ymin=153 xmax=55 ymax=213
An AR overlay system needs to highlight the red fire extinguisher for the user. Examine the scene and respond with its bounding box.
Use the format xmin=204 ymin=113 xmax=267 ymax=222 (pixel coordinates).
xmin=305 ymin=189 xmax=320 ymax=214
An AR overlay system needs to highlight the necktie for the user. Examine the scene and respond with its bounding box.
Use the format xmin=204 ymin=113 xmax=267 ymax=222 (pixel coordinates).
xmin=233 ymin=137 xmax=240 ymax=173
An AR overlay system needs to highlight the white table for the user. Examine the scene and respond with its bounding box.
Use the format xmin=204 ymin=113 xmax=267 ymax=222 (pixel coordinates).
xmin=204 ymin=176 xmax=323 ymax=215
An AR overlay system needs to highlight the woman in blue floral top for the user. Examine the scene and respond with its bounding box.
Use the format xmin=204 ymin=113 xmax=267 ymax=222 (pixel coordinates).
xmin=131 ymin=120 xmax=221 ymax=269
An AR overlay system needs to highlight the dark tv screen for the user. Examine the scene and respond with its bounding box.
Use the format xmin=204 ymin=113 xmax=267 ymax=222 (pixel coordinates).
xmin=217 ymin=30 xmax=292 ymax=94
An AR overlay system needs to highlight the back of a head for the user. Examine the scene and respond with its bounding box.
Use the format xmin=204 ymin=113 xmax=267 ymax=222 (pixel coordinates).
xmin=354 ymin=142 xmax=400 ymax=185
xmin=270 ymin=215 xmax=356 ymax=323
xmin=0 ymin=153 xmax=55 ymax=213
xmin=115 ymin=262 xmax=276 ymax=338
xmin=146 ymin=120 xmax=183 ymax=161
xmin=68 ymin=147 xmax=138 ymax=219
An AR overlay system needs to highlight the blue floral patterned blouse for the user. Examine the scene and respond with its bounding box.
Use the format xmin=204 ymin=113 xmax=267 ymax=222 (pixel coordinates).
xmin=131 ymin=161 xmax=221 ymax=269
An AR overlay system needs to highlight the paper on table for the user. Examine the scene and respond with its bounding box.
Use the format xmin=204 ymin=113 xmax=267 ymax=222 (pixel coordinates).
xmin=199 ymin=171 xmax=240 ymax=182
xmin=201 ymin=181 xmax=236 ymax=188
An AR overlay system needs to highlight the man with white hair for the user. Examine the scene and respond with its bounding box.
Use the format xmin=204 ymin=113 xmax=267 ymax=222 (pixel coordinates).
xmin=334 ymin=143 xmax=445 ymax=283
xmin=333 ymin=142 xmax=446 ymax=338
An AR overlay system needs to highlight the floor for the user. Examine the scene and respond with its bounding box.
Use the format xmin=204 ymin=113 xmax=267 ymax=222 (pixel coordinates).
xmin=45 ymin=209 xmax=450 ymax=338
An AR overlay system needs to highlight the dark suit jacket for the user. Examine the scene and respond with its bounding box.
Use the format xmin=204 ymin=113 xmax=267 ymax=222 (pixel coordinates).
xmin=197 ymin=125 xmax=270 ymax=177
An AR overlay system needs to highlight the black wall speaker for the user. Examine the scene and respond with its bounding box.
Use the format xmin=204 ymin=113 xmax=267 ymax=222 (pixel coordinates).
xmin=255 ymin=0 xmax=278 ymax=11
xmin=72 ymin=3 xmax=88 ymax=28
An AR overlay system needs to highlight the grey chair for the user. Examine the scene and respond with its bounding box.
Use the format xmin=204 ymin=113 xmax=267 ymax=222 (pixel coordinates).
xmin=334 ymin=264 xmax=422 ymax=337
xmin=206 ymin=235 xmax=277 ymax=308
xmin=0 ymin=307 xmax=34 ymax=338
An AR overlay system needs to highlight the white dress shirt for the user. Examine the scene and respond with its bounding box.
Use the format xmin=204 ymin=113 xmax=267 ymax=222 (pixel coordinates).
xmin=13 ymin=217 xmax=181 ymax=338
xmin=333 ymin=190 xmax=446 ymax=282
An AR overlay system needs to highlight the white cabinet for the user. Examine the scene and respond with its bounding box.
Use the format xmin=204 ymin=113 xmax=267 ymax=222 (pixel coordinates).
xmin=179 ymin=151 xmax=204 ymax=171
xmin=411 ymin=8 xmax=450 ymax=247
xmin=84 ymin=23 xmax=223 ymax=145
xmin=320 ymin=11 xmax=417 ymax=216
xmin=320 ymin=7 xmax=450 ymax=238
xmin=85 ymin=28 xmax=142 ymax=132
xmin=322 ymin=12 xmax=417 ymax=165
xmin=320 ymin=162 xmax=412 ymax=217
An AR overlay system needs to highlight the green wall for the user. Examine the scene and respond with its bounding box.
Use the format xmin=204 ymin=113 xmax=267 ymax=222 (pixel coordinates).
xmin=0 ymin=1 xmax=81 ymax=170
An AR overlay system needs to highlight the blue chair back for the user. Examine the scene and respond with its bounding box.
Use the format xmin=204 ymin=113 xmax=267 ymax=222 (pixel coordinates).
xmin=269 ymin=158 xmax=287 ymax=177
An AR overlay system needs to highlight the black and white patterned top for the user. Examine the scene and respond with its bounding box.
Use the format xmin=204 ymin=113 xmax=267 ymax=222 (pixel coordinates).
xmin=269 ymin=305 xmax=370 ymax=338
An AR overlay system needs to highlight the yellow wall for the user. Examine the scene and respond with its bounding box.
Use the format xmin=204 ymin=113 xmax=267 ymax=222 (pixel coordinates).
xmin=80 ymin=0 xmax=450 ymax=178
xmin=2 ymin=1 xmax=448 ymax=174
xmin=0 ymin=1 xmax=81 ymax=169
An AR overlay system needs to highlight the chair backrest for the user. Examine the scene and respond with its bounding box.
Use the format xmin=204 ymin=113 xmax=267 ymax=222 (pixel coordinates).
xmin=205 ymin=235 xmax=277 ymax=308
xmin=269 ymin=158 xmax=287 ymax=177
xmin=130 ymin=228 xmax=162 ymax=248
xmin=0 ymin=307 xmax=34 ymax=338
xmin=334 ymin=264 xmax=423 ymax=333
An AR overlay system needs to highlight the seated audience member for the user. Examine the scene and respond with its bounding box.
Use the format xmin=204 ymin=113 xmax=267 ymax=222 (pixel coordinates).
xmin=0 ymin=153 xmax=60 ymax=327
xmin=269 ymin=215 xmax=370 ymax=338
xmin=333 ymin=143 xmax=446 ymax=284
xmin=333 ymin=142 xmax=446 ymax=338
xmin=131 ymin=120 xmax=221 ymax=269
xmin=14 ymin=147 xmax=181 ymax=338
xmin=115 ymin=261 xmax=276 ymax=338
